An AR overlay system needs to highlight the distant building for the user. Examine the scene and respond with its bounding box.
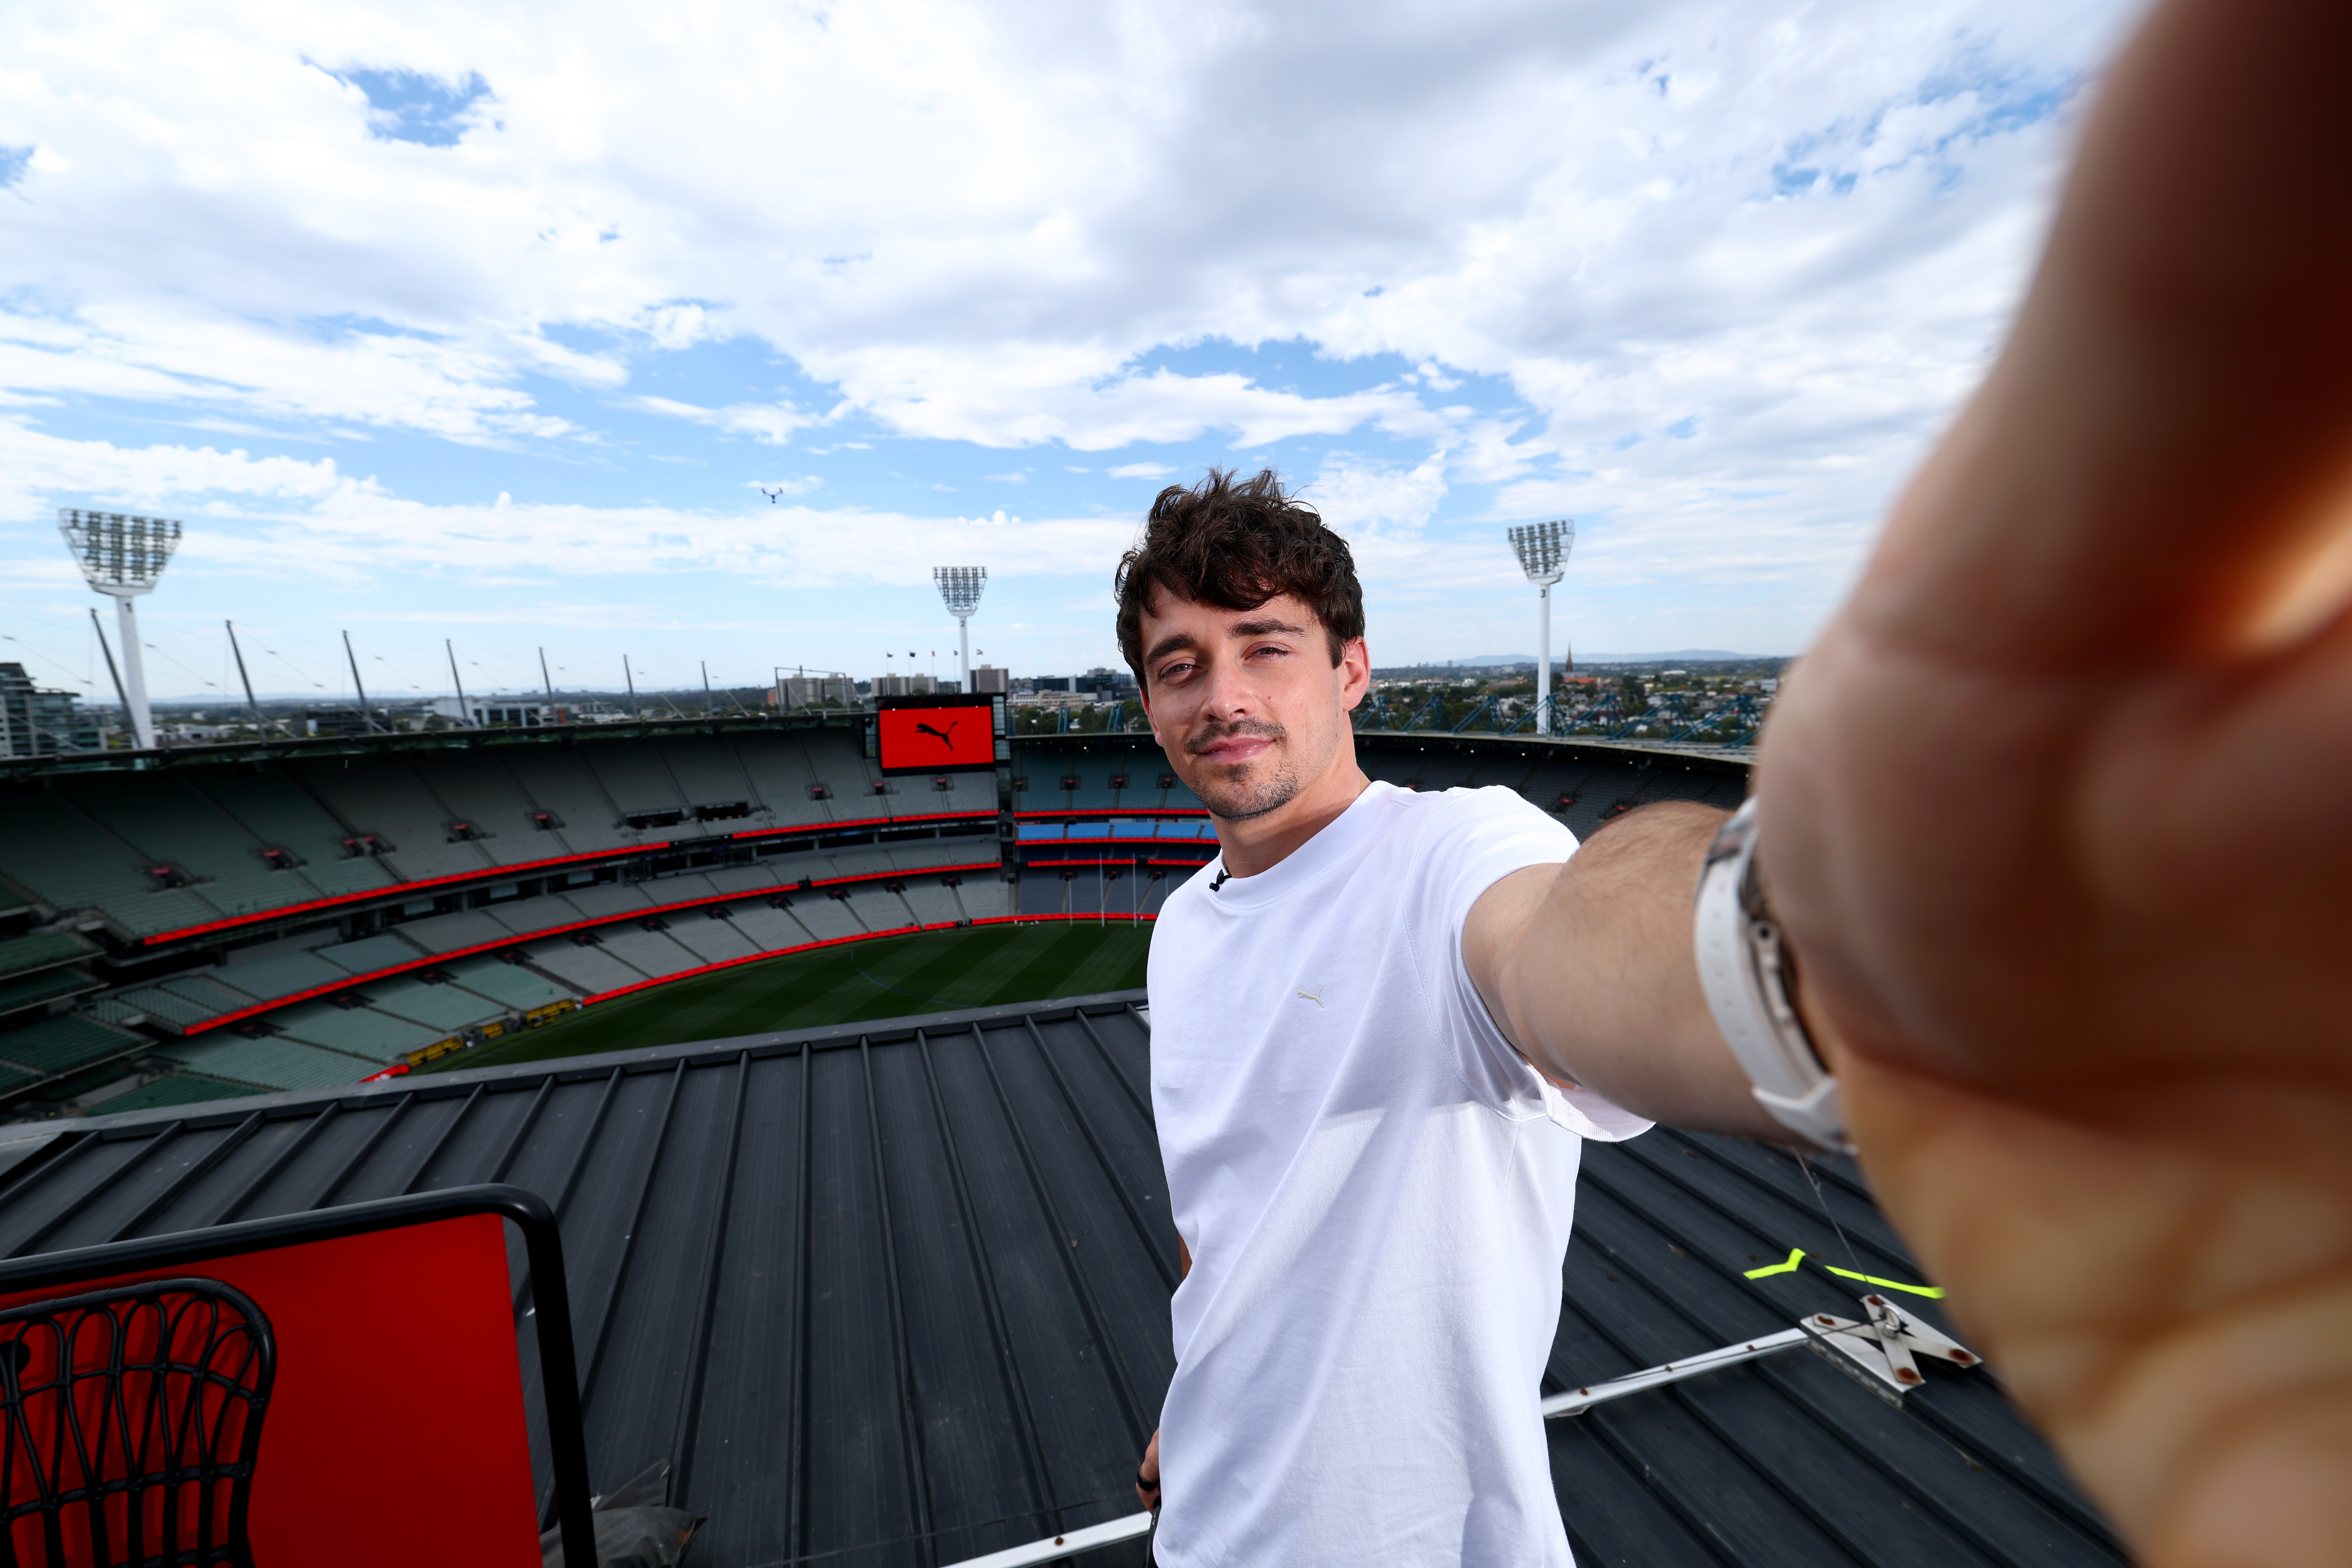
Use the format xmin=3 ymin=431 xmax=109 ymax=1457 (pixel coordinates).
xmin=1074 ymin=667 xmax=1138 ymax=700
xmin=0 ymin=664 xmax=101 ymax=756
xmin=158 ymin=720 xmax=239 ymax=742
xmin=304 ymin=708 xmax=374 ymax=737
xmin=872 ymin=673 xmax=939 ymax=697
xmin=970 ymin=665 xmax=1010 ymax=695
xmin=771 ymin=675 xmax=856 ymax=710
xmin=428 ymin=697 xmax=559 ymax=727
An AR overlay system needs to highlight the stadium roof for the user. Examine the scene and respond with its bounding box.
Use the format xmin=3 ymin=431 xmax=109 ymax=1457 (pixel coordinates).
xmin=0 ymin=992 xmax=2122 ymax=1567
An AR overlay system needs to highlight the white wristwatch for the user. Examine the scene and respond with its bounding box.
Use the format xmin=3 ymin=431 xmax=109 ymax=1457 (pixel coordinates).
xmin=1692 ymin=797 xmax=1849 ymax=1152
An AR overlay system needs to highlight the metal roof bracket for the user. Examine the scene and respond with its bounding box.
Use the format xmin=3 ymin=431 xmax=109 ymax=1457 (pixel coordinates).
xmin=1799 ymin=1292 xmax=1982 ymax=1408
xmin=1543 ymin=1291 xmax=1982 ymax=1419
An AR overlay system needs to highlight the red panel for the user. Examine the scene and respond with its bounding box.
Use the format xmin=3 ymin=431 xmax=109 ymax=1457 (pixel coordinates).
xmin=876 ymin=706 xmax=991 ymax=771
xmin=0 ymin=1216 xmax=542 ymax=1568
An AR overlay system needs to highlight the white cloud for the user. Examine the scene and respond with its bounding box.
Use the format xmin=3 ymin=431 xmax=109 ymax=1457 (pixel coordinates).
xmin=0 ymin=0 xmax=2150 ymax=659
xmin=0 ymin=0 xmax=2134 ymax=455
xmin=0 ymin=417 xmax=1137 ymax=589
xmin=638 ymin=397 xmax=815 ymax=445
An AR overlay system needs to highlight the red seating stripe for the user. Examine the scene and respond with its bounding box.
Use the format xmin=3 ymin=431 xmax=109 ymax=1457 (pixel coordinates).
xmin=176 ymin=861 xmax=1003 ymax=1035
xmin=136 ymin=811 xmax=996 ymax=946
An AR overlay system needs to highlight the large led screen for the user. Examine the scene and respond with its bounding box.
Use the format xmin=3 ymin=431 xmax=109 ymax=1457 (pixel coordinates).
xmin=875 ymin=695 xmax=999 ymax=775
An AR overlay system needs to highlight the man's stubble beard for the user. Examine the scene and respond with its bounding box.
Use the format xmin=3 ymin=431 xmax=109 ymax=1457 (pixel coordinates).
xmin=1197 ymin=751 xmax=1304 ymax=821
xmin=1188 ymin=718 xmax=1325 ymax=822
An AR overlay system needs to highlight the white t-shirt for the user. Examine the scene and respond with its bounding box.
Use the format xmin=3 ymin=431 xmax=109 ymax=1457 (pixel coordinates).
xmin=1147 ymin=781 xmax=1652 ymax=1568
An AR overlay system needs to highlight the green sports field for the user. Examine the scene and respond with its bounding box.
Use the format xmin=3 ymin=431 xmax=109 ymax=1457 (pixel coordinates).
xmin=424 ymin=920 xmax=1153 ymax=1074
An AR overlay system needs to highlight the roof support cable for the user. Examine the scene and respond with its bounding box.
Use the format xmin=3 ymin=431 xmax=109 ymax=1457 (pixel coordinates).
xmin=1792 ymin=1149 xmax=1873 ymax=1292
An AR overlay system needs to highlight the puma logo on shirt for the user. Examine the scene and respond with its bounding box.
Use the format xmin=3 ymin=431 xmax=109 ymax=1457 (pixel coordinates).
xmin=1296 ymin=986 xmax=1325 ymax=1008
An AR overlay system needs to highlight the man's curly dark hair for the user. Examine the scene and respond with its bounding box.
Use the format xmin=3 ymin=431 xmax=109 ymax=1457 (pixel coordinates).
xmin=1114 ymin=468 xmax=1365 ymax=687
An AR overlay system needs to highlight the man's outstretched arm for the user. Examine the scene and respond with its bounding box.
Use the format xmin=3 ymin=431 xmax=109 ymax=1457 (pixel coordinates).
xmin=1463 ymin=801 xmax=1782 ymax=1140
xmin=1739 ymin=0 xmax=2352 ymax=1562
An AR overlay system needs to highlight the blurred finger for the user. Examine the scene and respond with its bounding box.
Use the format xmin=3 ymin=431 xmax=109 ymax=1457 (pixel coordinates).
xmin=1857 ymin=0 xmax=2352 ymax=671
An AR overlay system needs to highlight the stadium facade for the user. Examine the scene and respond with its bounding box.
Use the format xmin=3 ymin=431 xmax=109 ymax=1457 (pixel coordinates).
xmin=0 ymin=715 xmax=1746 ymax=1118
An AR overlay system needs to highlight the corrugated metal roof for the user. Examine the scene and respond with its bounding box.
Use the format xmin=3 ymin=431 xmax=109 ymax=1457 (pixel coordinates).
xmin=0 ymin=993 xmax=2122 ymax=1568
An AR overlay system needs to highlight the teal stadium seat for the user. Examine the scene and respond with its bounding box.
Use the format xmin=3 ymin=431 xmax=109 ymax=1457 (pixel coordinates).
xmin=400 ymin=751 xmax=573 ymax=869
xmin=316 ymin=933 xmax=427 ymax=975
xmin=580 ymin=738 xmax=690 ymax=822
xmin=523 ymin=939 xmax=645 ymax=997
xmin=664 ymin=915 xmax=761 ymax=965
xmin=156 ymin=1031 xmax=389 ymax=1090
xmin=0 ymin=928 xmax=96 ymax=978
xmin=267 ymin=1002 xmax=442 ymax=1062
xmin=355 ymin=975 xmax=497 ymax=1033
xmin=439 ymin=955 xmax=575 ymax=1012
xmin=62 ymin=774 xmax=297 ymax=920
xmin=178 ymin=766 xmax=397 ymax=900
xmin=0 ymin=787 xmax=221 ymax=937
xmin=0 ymin=1014 xmax=145 ymax=1081
xmin=213 ymin=950 xmax=347 ymax=1004
xmin=96 ymin=1072 xmax=262 ymax=1112
xmin=495 ymin=746 xmax=634 ymax=856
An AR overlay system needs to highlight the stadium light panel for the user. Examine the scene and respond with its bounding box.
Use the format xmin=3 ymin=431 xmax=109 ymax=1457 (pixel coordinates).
xmin=58 ymin=509 xmax=182 ymax=751
xmin=934 ymin=566 xmax=987 ymax=689
xmin=1506 ymin=520 xmax=1574 ymax=735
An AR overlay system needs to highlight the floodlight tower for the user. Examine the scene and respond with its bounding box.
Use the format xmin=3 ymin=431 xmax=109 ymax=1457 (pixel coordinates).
xmin=59 ymin=510 xmax=182 ymax=750
xmin=1506 ymin=519 xmax=1574 ymax=735
xmin=933 ymin=566 xmax=987 ymax=690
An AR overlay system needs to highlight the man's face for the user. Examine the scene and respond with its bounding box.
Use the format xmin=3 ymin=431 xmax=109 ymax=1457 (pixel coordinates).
xmin=1136 ymin=589 xmax=1370 ymax=821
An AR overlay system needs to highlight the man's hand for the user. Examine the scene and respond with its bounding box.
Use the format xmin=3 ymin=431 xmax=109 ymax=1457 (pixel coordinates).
xmin=1137 ymin=1428 xmax=1161 ymax=1512
xmin=1761 ymin=2 xmax=2352 ymax=1563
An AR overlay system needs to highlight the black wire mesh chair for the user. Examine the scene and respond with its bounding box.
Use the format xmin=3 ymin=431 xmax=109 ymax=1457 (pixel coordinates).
xmin=0 ymin=1278 xmax=274 ymax=1568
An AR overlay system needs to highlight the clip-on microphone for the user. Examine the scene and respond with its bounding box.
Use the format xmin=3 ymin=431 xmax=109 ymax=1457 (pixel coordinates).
xmin=1209 ymin=867 xmax=1230 ymax=892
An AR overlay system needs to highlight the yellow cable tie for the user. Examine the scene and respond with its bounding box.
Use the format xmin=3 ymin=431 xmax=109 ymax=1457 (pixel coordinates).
xmin=1821 ymin=1266 xmax=1945 ymax=1299
xmin=1743 ymin=1248 xmax=1806 ymax=1279
xmin=1740 ymin=1247 xmax=1946 ymax=1299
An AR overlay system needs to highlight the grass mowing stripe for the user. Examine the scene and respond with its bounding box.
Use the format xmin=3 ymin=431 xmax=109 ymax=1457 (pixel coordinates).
xmin=997 ymin=926 xmax=1143 ymax=1001
xmin=897 ymin=926 xmax=1078 ymax=1005
xmin=422 ymin=925 xmax=1148 ymax=1073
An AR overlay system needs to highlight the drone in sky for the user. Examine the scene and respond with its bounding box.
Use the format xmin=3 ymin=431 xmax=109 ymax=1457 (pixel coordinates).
xmin=757 ymin=485 xmax=790 ymax=504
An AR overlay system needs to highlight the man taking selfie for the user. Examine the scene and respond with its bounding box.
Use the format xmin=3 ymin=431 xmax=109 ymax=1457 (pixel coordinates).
xmin=1125 ymin=1 xmax=2352 ymax=1563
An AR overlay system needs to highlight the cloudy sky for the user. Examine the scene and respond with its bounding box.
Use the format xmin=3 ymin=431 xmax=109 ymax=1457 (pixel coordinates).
xmin=1 ymin=0 xmax=2142 ymax=703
